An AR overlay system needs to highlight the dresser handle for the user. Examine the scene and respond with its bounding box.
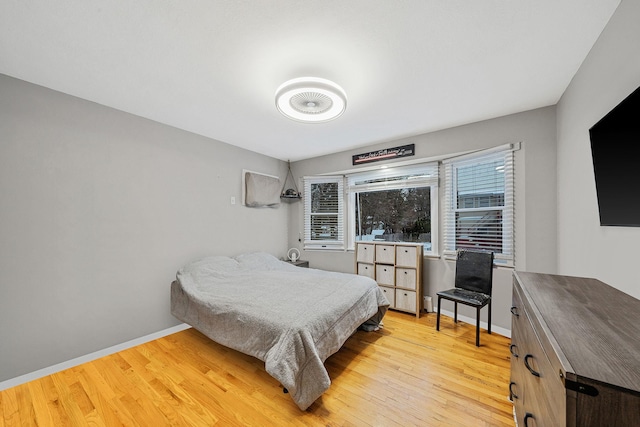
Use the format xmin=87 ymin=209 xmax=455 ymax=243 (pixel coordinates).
xmin=510 ymin=306 xmax=519 ymax=317
xmin=524 ymin=354 xmax=540 ymax=377
xmin=509 ymin=344 xmax=519 ymax=358
xmin=509 ymin=382 xmax=518 ymax=400
xmin=524 ymin=413 xmax=534 ymax=427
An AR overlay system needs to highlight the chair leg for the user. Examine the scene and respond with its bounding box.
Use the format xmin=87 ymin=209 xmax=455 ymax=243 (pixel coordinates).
xmin=488 ymin=301 xmax=492 ymax=335
xmin=476 ymin=307 xmax=481 ymax=347
xmin=454 ymin=302 xmax=458 ymax=323
xmin=436 ymin=296 xmax=442 ymax=331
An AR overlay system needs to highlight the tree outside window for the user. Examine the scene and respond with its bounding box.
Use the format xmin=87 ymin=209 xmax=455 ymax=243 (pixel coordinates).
xmin=355 ymin=187 xmax=432 ymax=250
xmin=348 ymin=163 xmax=438 ymax=254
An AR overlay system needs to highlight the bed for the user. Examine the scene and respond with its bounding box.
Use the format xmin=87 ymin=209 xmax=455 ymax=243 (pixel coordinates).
xmin=170 ymin=252 xmax=389 ymax=410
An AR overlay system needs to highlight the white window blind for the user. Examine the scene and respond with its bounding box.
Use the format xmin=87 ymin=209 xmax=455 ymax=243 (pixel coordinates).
xmin=347 ymin=163 xmax=438 ymax=192
xmin=303 ymin=176 xmax=345 ymax=250
xmin=443 ymin=148 xmax=514 ymax=265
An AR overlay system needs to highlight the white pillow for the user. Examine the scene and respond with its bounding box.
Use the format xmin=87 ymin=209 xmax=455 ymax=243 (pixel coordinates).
xmin=177 ymin=255 xmax=241 ymax=279
xmin=234 ymin=252 xmax=283 ymax=270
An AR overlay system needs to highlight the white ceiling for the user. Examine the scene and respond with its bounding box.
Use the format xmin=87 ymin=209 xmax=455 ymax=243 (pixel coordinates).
xmin=0 ymin=1 xmax=620 ymax=161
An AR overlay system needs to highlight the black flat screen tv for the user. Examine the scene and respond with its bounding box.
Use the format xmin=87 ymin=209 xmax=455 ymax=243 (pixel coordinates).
xmin=589 ymin=85 xmax=640 ymax=227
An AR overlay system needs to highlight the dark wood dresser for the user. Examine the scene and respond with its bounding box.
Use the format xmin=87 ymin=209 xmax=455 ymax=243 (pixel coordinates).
xmin=510 ymin=271 xmax=640 ymax=427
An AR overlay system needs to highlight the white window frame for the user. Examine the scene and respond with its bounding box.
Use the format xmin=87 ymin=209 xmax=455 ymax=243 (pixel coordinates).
xmin=303 ymin=176 xmax=345 ymax=250
xmin=443 ymin=145 xmax=515 ymax=266
xmin=346 ymin=163 xmax=439 ymax=256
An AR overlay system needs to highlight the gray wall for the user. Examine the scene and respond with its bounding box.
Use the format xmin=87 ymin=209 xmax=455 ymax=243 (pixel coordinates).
xmin=288 ymin=106 xmax=558 ymax=331
xmin=0 ymin=74 xmax=290 ymax=381
xmin=557 ymin=0 xmax=640 ymax=299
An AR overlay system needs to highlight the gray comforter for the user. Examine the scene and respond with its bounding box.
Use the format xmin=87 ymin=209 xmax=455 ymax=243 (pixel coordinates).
xmin=170 ymin=252 xmax=389 ymax=410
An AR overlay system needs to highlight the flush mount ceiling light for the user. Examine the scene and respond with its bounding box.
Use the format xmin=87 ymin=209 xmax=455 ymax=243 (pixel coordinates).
xmin=275 ymin=77 xmax=347 ymax=123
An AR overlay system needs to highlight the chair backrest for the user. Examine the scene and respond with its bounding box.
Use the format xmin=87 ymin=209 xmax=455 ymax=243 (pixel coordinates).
xmin=454 ymin=250 xmax=494 ymax=295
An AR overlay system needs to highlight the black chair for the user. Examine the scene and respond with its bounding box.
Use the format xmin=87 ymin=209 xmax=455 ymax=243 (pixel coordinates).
xmin=436 ymin=250 xmax=494 ymax=346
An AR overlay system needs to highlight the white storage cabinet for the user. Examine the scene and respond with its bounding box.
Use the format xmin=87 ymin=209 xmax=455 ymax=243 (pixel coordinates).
xmin=355 ymin=242 xmax=423 ymax=317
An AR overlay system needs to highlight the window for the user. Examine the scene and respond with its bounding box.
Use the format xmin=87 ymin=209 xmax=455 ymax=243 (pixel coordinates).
xmin=443 ymin=148 xmax=514 ymax=265
xmin=303 ymin=176 xmax=344 ymax=250
xmin=347 ymin=164 xmax=439 ymax=255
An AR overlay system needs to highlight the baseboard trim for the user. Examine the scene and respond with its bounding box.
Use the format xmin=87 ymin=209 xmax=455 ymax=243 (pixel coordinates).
xmin=433 ymin=308 xmax=511 ymax=338
xmin=0 ymin=323 xmax=191 ymax=391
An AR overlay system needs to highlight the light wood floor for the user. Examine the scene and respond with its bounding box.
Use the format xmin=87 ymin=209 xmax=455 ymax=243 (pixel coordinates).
xmin=0 ymin=311 xmax=515 ymax=426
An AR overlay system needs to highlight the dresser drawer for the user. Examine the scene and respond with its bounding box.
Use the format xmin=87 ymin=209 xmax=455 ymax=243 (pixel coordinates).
xmin=396 ymin=245 xmax=418 ymax=267
xmin=512 ymin=282 xmax=568 ymax=397
xmin=375 ymin=244 xmax=395 ymax=264
xmin=356 ymin=243 xmax=375 ymax=263
xmin=509 ymin=320 xmax=526 ymax=411
xmin=395 ymin=289 xmax=417 ymax=312
xmin=375 ymin=264 xmax=395 ymax=286
xmin=395 ymin=268 xmax=416 ymax=290
xmin=379 ymin=286 xmax=395 ymax=307
xmin=357 ymin=263 xmax=375 ymax=279
xmin=511 ymin=281 xmax=566 ymax=427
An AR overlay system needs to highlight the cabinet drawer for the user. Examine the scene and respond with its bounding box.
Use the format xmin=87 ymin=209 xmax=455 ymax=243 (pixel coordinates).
xmin=375 ymin=244 xmax=395 ymax=264
xmin=509 ymin=321 xmax=526 ymax=410
xmin=511 ymin=284 xmax=566 ymax=427
xmin=380 ymin=286 xmax=395 ymax=307
xmin=517 ymin=324 xmax=566 ymax=426
xmin=357 ymin=263 xmax=375 ymax=279
xmin=510 ymin=285 xmax=528 ymax=343
xmin=396 ymin=245 xmax=418 ymax=267
xmin=376 ymin=264 xmax=395 ymax=286
xmin=356 ymin=243 xmax=375 ymax=263
xmin=395 ymin=289 xmax=417 ymax=312
xmin=395 ymin=268 xmax=417 ymax=290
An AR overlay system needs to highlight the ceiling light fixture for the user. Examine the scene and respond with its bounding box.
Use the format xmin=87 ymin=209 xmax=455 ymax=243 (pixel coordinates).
xmin=275 ymin=77 xmax=347 ymax=123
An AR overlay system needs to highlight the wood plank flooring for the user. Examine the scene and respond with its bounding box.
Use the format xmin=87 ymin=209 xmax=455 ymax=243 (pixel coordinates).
xmin=0 ymin=311 xmax=515 ymax=426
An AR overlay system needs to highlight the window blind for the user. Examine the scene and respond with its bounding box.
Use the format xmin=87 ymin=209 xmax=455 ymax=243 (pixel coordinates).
xmin=347 ymin=163 xmax=438 ymax=193
xmin=443 ymin=148 xmax=514 ymax=265
xmin=303 ymin=176 xmax=345 ymax=250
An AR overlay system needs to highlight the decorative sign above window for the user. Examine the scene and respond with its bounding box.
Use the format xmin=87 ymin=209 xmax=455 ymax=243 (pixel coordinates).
xmin=352 ymin=144 xmax=415 ymax=165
